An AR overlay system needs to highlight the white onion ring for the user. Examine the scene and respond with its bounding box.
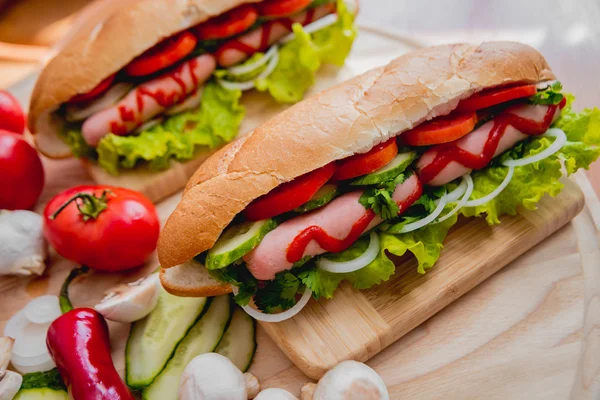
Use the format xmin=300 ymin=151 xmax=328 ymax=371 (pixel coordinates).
xmin=227 ymin=45 xmax=279 ymax=76
xmin=463 ymin=166 xmax=515 ymax=208
xmin=165 ymin=87 xmax=204 ymax=115
xmin=11 ymin=351 xmax=55 ymax=374
xmin=317 ymin=232 xmax=380 ymax=273
xmin=502 ymin=128 xmax=567 ymax=167
xmin=444 ymin=177 xmax=468 ymax=203
xmin=65 ymin=83 xmax=133 ymax=122
xmin=280 ymin=14 xmax=339 ymax=44
xmin=218 ymin=47 xmax=280 ymax=91
xmin=23 ymin=295 xmax=61 ymax=325
xmin=239 ymin=286 xmax=312 ymax=323
xmin=436 ymin=174 xmax=474 ymax=223
xmin=397 ymin=191 xmax=448 ymax=234
xmin=134 ymin=117 xmax=162 ymax=133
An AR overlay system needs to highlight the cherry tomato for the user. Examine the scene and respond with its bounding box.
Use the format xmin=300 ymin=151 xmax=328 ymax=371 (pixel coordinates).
xmin=257 ymin=0 xmax=312 ymax=18
xmin=69 ymin=74 xmax=117 ymax=104
xmin=0 ymin=130 xmax=44 ymax=210
xmin=244 ymin=163 xmax=336 ymax=221
xmin=334 ymin=138 xmax=398 ymax=181
xmin=44 ymin=185 xmax=160 ymax=272
xmin=0 ymin=90 xmax=26 ymax=134
xmin=456 ymin=84 xmax=537 ymax=112
xmin=401 ymin=112 xmax=478 ymax=146
xmin=125 ymin=31 xmax=198 ymax=77
xmin=194 ymin=4 xmax=258 ymax=40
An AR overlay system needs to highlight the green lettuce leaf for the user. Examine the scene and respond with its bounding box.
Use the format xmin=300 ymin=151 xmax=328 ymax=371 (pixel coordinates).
xmin=96 ymin=81 xmax=244 ymax=175
xmin=255 ymin=0 xmax=357 ymax=103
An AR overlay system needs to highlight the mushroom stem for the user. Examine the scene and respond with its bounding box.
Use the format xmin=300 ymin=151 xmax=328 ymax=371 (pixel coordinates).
xmin=0 ymin=337 xmax=14 ymax=374
xmin=244 ymin=372 xmax=260 ymax=399
xmin=300 ymin=383 xmax=316 ymax=400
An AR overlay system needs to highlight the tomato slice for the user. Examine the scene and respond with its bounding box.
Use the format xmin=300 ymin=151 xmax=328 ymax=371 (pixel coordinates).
xmin=401 ymin=112 xmax=478 ymax=147
xmin=244 ymin=163 xmax=336 ymax=221
xmin=125 ymin=31 xmax=198 ymax=77
xmin=456 ymin=84 xmax=537 ymax=112
xmin=69 ymin=73 xmax=116 ymax=103
xmin=257 ymin=0 xmax=312 ymax=18
xmin=194 ymin=5 xmax=258 ymax=41
xmin=334 ymin=138 xmax=398 ymax=181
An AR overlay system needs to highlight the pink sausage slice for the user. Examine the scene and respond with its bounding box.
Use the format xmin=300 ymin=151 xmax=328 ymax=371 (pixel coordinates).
xmin=244 ymin=174 xmax=421 ymax=281
xmin=82 ymin=54 xmax=216 ymax=146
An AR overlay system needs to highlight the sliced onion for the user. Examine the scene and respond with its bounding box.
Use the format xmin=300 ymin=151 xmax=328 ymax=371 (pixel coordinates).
xmin=444 ymin=177 xmax=468 ymax=203
xmin=240 ymin=286 xmax=312 ymax=323
xmin=3 ymin=310 xmax=27 ymax=339
xmin=227 ymin=45 xmax=279 ymax=76
xmin=12 ymin=323 xmax=49 ymax=358
xmin=65 ymin=82 xmax=133 ymax=122
xmin=463 ymin=166 xmax=515 ymax=208
xmin=436 ymin=175 xmax=474 ymax=223
xmin=280 ymin=14 xmax=339 ymax=44
xmin=397 ymin=191 xmax=448 ymax=234
xmin=218 ymin=49 xmax=280 ymax=91
xmin=536 ymin=80 xmax=558 ymax=90
xmin=165 ymin=87 xmax=204 ymax=115
xmin=134 ymin=117 xmax=163 ymax=133
xmin=23 ymin=295 xmax=61 ymax=324
xmin=317 ymin=232 xmax=379 ymax=273
xmin=502 ymin=128 xmax=567 ymax=167
xmin=11 ymin=351 xmax=55 ymax=374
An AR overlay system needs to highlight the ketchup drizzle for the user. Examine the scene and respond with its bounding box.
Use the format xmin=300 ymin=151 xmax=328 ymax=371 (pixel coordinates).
xmin=418 ymin=101 xmax=565 ymax=184
xmin=286 ymin=177 xmax=424 ymax=263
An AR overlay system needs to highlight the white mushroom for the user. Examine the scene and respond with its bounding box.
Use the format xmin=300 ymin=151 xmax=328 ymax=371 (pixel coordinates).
xmin=0 ymin=337 xmax=14 ymax=375
xmin=95 ymin=273 xmax=160 ymax=323
xmin=0 ymin=337 xmax=22 ymax=400
xmin=179 ymin=353 xmax=260 ymax=400
xmin=255 ymin=388 xmax=298 ymax=400
xmin=0 ymin=210 xmax=47 ymax=276
xmin=300 ymin=361 xmax=389 ymax=400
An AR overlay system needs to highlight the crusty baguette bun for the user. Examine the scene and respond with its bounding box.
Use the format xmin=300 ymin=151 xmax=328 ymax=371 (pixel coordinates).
xmin=158 ymin=41 xmax=555 ymax=271
xmin=160 ymin=259 xmax=232 ymax=297
xmin=29 ymin=0 xmax=260 ymax=159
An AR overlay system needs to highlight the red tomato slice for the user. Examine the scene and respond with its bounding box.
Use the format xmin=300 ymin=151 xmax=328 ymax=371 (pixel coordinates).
xmin=195 ymin=5 xmax=258 ymax=40
xmin=245 ymin=163 xmax=336 ymax=221
xmin=257 ymin=0 xmax=312 ymax=18
xmin=334 ymin=138 xmax=398 ymax=181
xmin=401 ymin=112 xmax=478 ymax=146
xmin=456 ymin=84 xmax=537 ymax=112
xmin=125 ymin=31 xmax=198 ymax=77
xmin=69 ymin=73 xmax=116 ymax=103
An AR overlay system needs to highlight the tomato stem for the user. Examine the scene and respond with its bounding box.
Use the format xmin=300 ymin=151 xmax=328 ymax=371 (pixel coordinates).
xmin=50 ymin=190 xmax=112 ymax=221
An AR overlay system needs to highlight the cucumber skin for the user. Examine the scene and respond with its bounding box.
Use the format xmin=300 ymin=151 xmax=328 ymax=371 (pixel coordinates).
xmin=206 ymin=219 xmax=278 ymax=270
xmin=13 ymin=388 xmax=69 ymax=400
xmin=215 ymin=305 xmax=257 ymax=372
xmin=294 ymin=184 xmax=339 ymax=213
xmin=141 ymin=296 xmax=232 ymax=400
xmin=350 ymin=152 xmax=417 ymax=186
xmin=125 ymin=291 xmax=208 ymax=390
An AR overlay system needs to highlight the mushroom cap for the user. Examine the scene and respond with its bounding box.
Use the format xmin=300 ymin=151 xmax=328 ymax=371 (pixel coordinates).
xmin=255 ymin=388 xmax=298 ymax=400
xmin=179 ymin=353 xmax=247 ymax=400
xmin=313 ymin=360 xmax=389 ymax=400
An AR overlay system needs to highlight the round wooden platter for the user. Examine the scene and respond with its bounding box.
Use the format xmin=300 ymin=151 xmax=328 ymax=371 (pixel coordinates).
xmin=1 ymin=27 xmax=600 ymax=399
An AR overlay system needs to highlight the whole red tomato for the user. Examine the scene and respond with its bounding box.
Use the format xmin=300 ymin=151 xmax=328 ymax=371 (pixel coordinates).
xmin=43 ymin=185 xmax=160 ymax=272
xmin=0 ymin=90 xmax=26 ymax=134
xmin=0 ymin=130 xmax=45 ymax=210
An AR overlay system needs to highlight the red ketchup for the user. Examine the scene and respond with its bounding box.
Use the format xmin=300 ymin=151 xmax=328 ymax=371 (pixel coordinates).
xmin=286 ymin=178 xmax=423 ymax=263
xmin=418 ymin=99 xmax=566 ymax=184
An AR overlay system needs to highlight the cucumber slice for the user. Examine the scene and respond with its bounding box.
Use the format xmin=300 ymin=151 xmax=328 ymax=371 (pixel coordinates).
xmin=14 ymin=389 xmax=69 ymax=400
xmin=350 ymin=152 xmax=417 ymax=186
xmin=215 ymin=306 xmax=256 ymax=372
xmin=294 ymin=184 xmax=339 ymax=213
xmin=142 ymin=295 xmax=231 ymax=400
xmin=125 ymin=287 xmax=207 ymax=389
xmin=206 ymin=219 xmax=278 ymax=270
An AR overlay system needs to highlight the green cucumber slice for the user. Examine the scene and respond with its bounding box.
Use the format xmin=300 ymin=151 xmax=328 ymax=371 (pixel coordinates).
xmin=14 ymin=389 xmax=69 ymax=400
xmin=125 ymin=287 xmax=207 ymax=389
xmin=215 ymin=306 xmax=256 ymax=372
xmin=206 ymin=219 xmax=278 ymax=270
xmin=294 ymin=184 xmax=339 ymax=213
xmin=350 ymin=152 xmax=417 ymax=186
xmin=142 ymin=295 xmax=231 ymax=400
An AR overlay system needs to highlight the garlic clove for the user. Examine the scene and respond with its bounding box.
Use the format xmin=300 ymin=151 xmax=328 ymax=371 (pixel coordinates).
xmin=0 ymin=371 xmax=23 ymax=400
xmin=95 ymin=273 xmax=160 ymax=323
xmin=311 ymin=360 xmax=389 ymax=400
xmin=255 ymin=388 xmax=298 ymax=400
xmin=0 ymin=210 xmax=47 ymax=276
xmin=179 ymin=353 xmax=249 ymax=400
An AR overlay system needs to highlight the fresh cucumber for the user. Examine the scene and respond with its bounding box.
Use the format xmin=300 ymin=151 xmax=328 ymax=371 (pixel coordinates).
xmin=13 ymin=389 xmax=69 ymax=400
xmin=125 ymin=287 xmax=207 ymax=389
xmin=215 ymin=306 xmax=256 ymax=372
xmin=142 ymin=295 xmax=232 ymax=400
xmin=206 ymin=219 xmax=278 ymax=270
xmin=294 ymin=184 xmax=339 ymax=213
xmin=350 ymin=152 xmax=417 ymax=185
xmin=13 ymin=369 xmax=69 ymax=400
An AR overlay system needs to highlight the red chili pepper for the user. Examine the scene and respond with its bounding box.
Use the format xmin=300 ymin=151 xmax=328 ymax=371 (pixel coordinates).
xmin=46 ymin=268 xmax=134 ymax=400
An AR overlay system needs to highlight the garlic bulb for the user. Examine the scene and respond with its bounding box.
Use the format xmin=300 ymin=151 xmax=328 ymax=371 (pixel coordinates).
xmin=95 ymin=273 xmax=160 ymax=323
xmin=0 ymin=210 xmax=47 ymax=276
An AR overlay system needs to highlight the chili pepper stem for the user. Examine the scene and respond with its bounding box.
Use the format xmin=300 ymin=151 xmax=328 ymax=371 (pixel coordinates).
xmin=59 ymin=266 xmax=90 ymax=314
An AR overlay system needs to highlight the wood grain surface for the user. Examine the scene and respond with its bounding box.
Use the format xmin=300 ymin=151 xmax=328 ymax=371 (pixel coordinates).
xmin=1 ymin=26 xmax=600 ymax=400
